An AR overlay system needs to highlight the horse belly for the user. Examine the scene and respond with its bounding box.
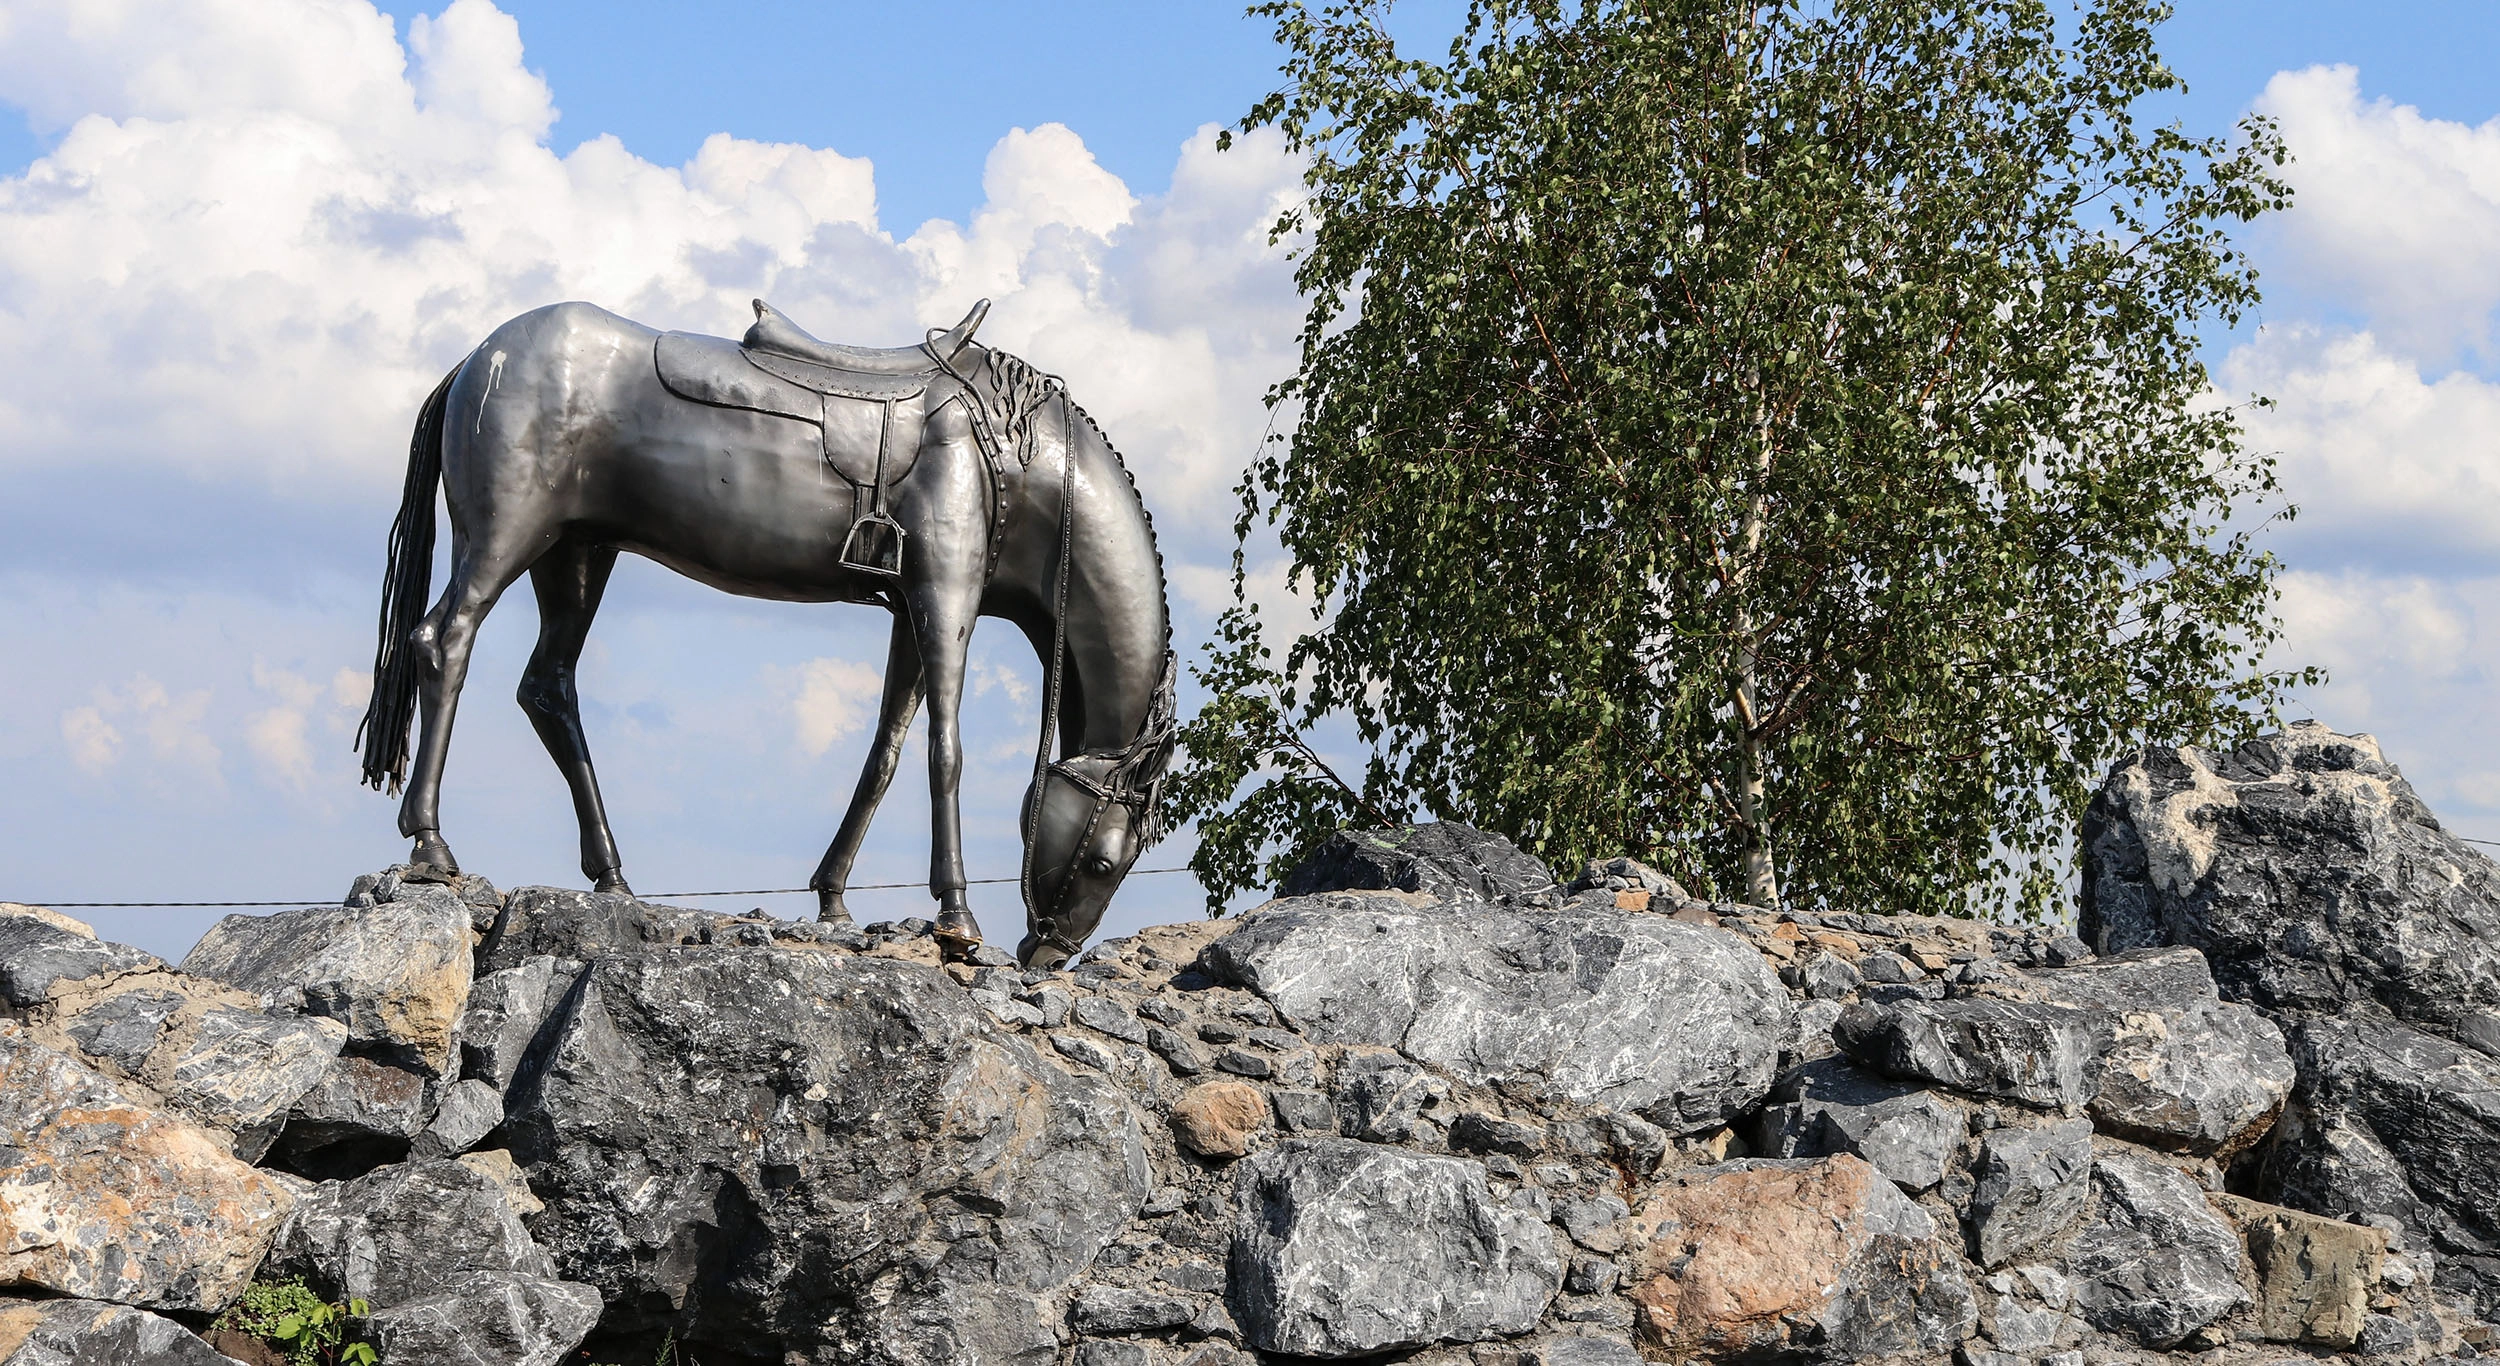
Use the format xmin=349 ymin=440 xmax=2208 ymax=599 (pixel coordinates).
xmin=595 ymin=404 xmax=864 ymax=601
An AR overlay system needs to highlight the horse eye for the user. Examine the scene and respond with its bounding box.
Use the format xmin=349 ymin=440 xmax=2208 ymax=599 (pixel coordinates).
xmin=1090 ymin=856 xmax=1115 ymax=875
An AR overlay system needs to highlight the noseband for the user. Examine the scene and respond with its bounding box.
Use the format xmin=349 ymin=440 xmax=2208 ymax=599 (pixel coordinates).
xmin=1022 ymin=653 xmax=1178 ymax=963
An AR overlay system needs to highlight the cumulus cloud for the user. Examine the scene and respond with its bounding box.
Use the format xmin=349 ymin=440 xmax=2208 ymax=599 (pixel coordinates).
xmin=2227 ymin=326 xmax=2500 ymax=567
xmin=789 ymin=658 xmax=885 ymax=758
xmin=58 ymin=674 xmax=222 ymax=776
xmin=0 ymin=0 xmax=1302 ymax=544
xmin=2254 ymin=65 xmax=2500 ymax=364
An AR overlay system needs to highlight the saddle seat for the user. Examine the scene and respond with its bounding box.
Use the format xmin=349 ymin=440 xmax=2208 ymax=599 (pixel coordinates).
xmin=652 ymin=300 xmax=990 ymax=494
xmin=743 ymin=298 xmax=988 ymax=374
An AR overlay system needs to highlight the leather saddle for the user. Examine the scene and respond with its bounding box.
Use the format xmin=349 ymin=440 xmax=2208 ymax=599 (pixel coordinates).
xmin=651 ymin=299 xmax=991 ymax=491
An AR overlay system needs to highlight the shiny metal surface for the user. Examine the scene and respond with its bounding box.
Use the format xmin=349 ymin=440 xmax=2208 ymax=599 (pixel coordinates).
xmin=355 ymin=299 xmax=1175 ymax=967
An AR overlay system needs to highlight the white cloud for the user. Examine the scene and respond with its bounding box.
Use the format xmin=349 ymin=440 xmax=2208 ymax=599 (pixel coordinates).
xmin=0 ymin=0 xmax=1303 ymax=550
xmin=59 ymin=705 xmax=120 ymax=773
xmin=2255 ymin=65 xmax=2500 ymax=363
xmin=2227 ymin=325 xmax=2500 ymax=564
xmin=60 ymin=673 xmax=222 ymax=775
xmin=789 ymin=658 xmax=884 ymax=758
xmin=245 ymin=661 xmax=327 ymax=789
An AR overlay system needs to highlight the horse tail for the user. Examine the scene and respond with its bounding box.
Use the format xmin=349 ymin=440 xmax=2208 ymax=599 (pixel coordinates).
xmin=355 ymin=364 xmax=460 ymax=795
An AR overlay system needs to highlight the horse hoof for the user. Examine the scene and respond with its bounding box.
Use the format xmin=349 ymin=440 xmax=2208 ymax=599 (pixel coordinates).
xmin=592 ymin=869 xmax=633 ymax=896
xmin=408 ymin=833 xmax=460 ymax=879
xmin=816 ymin=890 xmax=854 ymax=925
xmin=932 ymin=908 xmax=983 ymax=961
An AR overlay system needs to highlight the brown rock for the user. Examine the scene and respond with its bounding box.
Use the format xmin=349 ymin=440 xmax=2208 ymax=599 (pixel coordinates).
xmin=1613 ymin=889 xmax=1652 ymax=912
xmin=1171 ymin=1081 xmax=1272 ymax=1159
xmin=2218 ymin=1194 xmax=2386 ymax=1348
xmin=1624 ymin=1155 xmax=1974 ymax=1361
xmin=0 ymin=1024 xmax=294 ymax=1312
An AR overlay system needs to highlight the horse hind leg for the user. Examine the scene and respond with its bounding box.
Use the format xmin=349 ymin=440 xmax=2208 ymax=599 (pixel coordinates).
xmin=519 ymin=542 xmax=631 ymax=893
xmin=397 ymin=534 xmax=542 ymax=875
xmin=810 ymin=613 xmax=924 ymax=924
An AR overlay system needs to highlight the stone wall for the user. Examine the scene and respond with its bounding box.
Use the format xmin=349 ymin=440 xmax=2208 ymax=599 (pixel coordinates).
xmin=0 ymin=726 xmax=2493 ymax=1365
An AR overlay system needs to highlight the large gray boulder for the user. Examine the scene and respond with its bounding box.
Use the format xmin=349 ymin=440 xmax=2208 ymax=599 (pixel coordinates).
xmin=1201 ymin=896 xmax=1788 ymax=1133
xmin=2016 ymin=948 xmax=2295 ymax=1157
xmin=2065 ymin=1153 xmax=2249 ymax=1348
xmin=1278 ymin=822 xmax=1560 ymax=905
xmin=502 ymin=944 xmax=1150 ymax=1366
xmin=0 ymin=914 xmax=158 ymax=1008
xmin=266 ymin=1156 xmax=564 ymax=1306
xmin=0 ymin=1297 xmax=245 ymax=1365
xmin=2081 ymin=723 xmax=2500 ymax=1042
xmin=2260 ymin=1011 xmax=2500 ymax=1316
xmin=1227 ymin=1138 xmax=1561 ymax=1356
xmin=0 ymin=1025 xmax=295 ymax=1313
xmin=182 ymin=891 xmax=473 ymax=1077
xmin=1966 ymin=1118 xmax=2095 ymax=1268
xmin=2084 ymin=726 xmax=2500 ymax=1318
xmin=1832 ymin=997 xmax=2112 ymax=1111
xmin=363 ymin=1272 xmax=602 ymax=1366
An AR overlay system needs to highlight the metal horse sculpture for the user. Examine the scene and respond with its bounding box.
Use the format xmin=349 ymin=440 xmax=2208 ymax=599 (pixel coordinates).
xmin=353 ymin=298 xmax=1177 ymax=968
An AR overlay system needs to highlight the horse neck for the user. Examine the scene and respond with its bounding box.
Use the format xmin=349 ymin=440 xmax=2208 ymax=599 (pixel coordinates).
xmin=1043 ymin=395 xmax=1169 ymax=755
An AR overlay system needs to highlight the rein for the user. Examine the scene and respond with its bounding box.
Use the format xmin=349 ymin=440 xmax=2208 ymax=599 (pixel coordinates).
xmin=925 ymin=344 xmax=1176 ymax=963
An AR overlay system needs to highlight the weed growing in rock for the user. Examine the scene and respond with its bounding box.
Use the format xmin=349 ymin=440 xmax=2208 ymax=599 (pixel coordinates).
xmin=209 ymin=1277 xmax=377 ymax=1366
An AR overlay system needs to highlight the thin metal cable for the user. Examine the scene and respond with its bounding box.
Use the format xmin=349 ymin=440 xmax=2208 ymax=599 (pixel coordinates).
xmin=16 ymin=865 xmax=1199 ymax=910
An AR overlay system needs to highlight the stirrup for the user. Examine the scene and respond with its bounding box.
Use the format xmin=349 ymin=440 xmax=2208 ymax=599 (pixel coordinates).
xmin=839 ymin=511 xmax=906 ymax=578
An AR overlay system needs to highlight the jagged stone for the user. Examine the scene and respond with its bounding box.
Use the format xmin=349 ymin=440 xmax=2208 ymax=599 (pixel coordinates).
xmin=58 ymin=986 xmax=185 ymax=1066
xmin=1204 ymin=898 xmax=1787 ymax=1133
xmin=413 ymin=1077 xmax=504 ymax=1158
xmin=459 ymin=956 xmax=573 ymax=1091
xmin=2216 ymin=1193 xmax=2386 ymax=1348
xmin=1278 ymin=822 xmax=1560 ymax=905
xmin=0 ymin=1025 xmax=293 ymax=1312
xmin=1622 ymin=1155 xmax=1976 ymax=1361
xmin=1754 ymin=1056 xmax=1965 ymax=1191
xmin=1069 ymin=1284 xmax=1199 ymax=1334
xmin=164 ymin=1008 xmax=351 ymax=1163
xmin=502 ymin=944 xmax=1148 ymax=1365
xmin=1333 ymin=1047 xmax=1451 ymax=1142
xmin=182 ymin=893 xmax=472 ymax=1077
xmin=274 ymin=1051 xmax=435 ymax=1172
xmin=1834 ymin=997 xmax=2112 ymax=1110
xmin=1228 ymin=1138 xmax=1561 ymax=1356
xmin=2065 ymin=1153 xmax=2249 ymax=1348
xmin=2081 ymin=725 xmax=2500 ymax=1039
xmin=2263 ymin=1011 xmax=2500 ymax=1317
xmin=0 ymin=1297 xmax=244 ymax=1365
xmin=2015 ymin=948 xmax=2295 ymax=1157
xmin=360 ymin=1271 xmax=600 ymax=1366
xmin=1967 ymin=1118 xmax=2094 ymax=1268
xmin=0 ymin=916 xmax=158 ymax=1008
xmin=267 ymin=1156 xmax=562 ymax=1307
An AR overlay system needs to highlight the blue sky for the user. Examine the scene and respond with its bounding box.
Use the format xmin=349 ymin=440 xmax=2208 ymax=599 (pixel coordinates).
xmin=4 ymin=1 xmax=2499 ymax=960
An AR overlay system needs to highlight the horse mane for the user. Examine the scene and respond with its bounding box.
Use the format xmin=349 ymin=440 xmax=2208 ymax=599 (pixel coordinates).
xmin=972 ymin=345 xmax=1180 ymax=845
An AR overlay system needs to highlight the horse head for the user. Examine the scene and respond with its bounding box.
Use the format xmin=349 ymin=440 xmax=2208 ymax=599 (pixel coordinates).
xmin=1017 ymin=654 xmax=1177 ymax=968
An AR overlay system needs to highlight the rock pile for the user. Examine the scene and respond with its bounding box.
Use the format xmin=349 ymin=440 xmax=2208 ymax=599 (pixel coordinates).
xmin=0 ymin=736 xmax=2492 ymax=1365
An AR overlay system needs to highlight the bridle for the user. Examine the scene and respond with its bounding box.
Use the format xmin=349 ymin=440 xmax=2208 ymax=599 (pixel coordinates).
xmin=922 ymin=341 xmax=1175 ymax=963
xmin=1009 ymin=395 xmax=1178 ymax=964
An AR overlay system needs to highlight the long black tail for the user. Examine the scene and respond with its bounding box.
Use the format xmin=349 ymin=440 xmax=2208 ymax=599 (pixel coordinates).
xmin=356 ymin=365 xmax=460 ymax=794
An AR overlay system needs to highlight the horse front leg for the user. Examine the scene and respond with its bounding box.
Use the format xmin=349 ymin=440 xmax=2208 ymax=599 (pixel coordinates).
xmin=810 ymin=613 xmax=923 ymax=924
xmin=904 ymin=578 xmax=982 ymax=957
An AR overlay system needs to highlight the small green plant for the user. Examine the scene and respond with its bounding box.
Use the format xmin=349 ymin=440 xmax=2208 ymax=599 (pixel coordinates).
xmin=212 ymin=1277 xmax=379 ymax=1366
